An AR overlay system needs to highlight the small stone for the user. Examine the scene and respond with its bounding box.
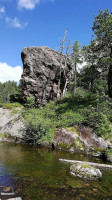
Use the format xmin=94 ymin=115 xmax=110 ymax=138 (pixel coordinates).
xmin=69 ymin=147 xmax=75 ymax=152
xmin=1 ymin=192 xmax=15 ymax=195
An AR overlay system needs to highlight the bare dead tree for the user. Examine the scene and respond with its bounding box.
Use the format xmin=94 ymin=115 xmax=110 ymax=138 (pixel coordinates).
xmin=63 ymin=40 xmax=72 ymax=97
xmin=57 ymin=27 xmax=68 ymax=98
xmin=60 ymin=27 xmax=68 ymax=53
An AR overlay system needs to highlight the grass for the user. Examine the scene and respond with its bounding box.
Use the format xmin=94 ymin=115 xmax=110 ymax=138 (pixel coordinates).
xmin=80 ymin=164 xmax=92 ymax=169
xmin=65 ymin=126 xmax=78 ymax=134
xmin=0 ymin=102 xmax=23 ymax=109
xmin=0 ymin=133 xmax=6 ymax=139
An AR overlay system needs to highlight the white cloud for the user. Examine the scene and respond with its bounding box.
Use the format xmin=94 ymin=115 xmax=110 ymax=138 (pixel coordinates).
xmin=0 ymin=6 xmax=5 ymax=13
xmin=0 ymin=62 xmax=23 ymax=83
xmin=5 ymin=17 xmax=27 ymax=29
xmin=18 ymin=0 xmax=40 ymax=10
xmin=0 ymin=5 xmax=27 ymax=29
xmin=18 ymin=0 xmax=55 ymax=10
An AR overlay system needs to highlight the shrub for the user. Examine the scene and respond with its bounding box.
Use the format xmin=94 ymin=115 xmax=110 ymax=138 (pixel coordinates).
xmin=58 ymin=111 xmax=84 ymax=127
xmin=79 ymin=108 xmax=112 ymax=138
xmin=22 ymin=91 xmax=112 ymax=144
xmin=23 ymin=109 xmax=55 ymax=145
xmin=25 ymin=96 xmax=35 ymax=108
xmin=106 ymin=149 xmax=112 ymax=156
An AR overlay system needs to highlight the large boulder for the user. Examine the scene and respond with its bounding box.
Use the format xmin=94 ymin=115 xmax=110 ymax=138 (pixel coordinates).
xmin=70 ymin=163 xmax=102 ymax=180
xmin=53 ymin=127 xmax=109 ymax=156
xmin=21 ymin=46 xmax=72 ymax=105
xmin=0 ymin=108 xmax=25 ymax=142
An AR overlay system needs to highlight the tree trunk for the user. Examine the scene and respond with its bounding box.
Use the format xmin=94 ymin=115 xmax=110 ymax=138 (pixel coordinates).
xmin=108 ymin=47 xmax=112 ymax=98
xmin=63 ymin=79 xmax=68 ymax=97
xmin=74 ymin=62 xmax=77 ymax=94
xmin=63 ymin=58 xmax=68 ymax=97
xmin=59 ymin=159 xmax=112 ymax=169
xmin=57 ymin=55 xmax=63 ymax=98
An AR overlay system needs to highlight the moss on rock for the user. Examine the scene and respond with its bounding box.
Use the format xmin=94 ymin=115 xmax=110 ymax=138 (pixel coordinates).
xmin=57 ymin=142 xmax=74 ymax=149
xmin=74 ymin=138 xmax=84 ymax=151
xmin=70 ymin=163 xmax=102 ymax=180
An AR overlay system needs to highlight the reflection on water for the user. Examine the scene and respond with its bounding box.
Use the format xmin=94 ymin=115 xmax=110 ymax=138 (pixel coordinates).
xmin=0 ymin=142 xmax=112 ymax=199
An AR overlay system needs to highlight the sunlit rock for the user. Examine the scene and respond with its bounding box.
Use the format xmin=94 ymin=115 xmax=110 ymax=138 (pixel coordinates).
xmin=70 ymin=163 xmax=102 ymax=180
xmin=21 ymin=46 xmax=72 ymax=105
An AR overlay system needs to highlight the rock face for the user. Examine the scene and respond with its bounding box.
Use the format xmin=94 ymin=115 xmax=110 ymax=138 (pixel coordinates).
xmin=53 ymin=128 xmax=84 ymax=152
xmin=70 ymin=163 xmax=102 ymax=180
xmin=0 ymin=108 xmax=25 ymax=142
xmin=53 ymin=127 xmax=110 ymax=157
xmin=78 ymin=126 xmax=108 ymax=151
xmin=21 ymin=46 xmax=72 ymax=105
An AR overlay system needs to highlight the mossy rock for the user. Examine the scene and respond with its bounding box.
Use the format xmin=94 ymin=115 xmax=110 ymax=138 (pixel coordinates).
xmin=107 ymin=155 xmax=112 ymax=162
xmin=58 ymin=142 xmax=74 ymax=149
xmin=106 ymin=149 xmax=112 ymax=162
xmin=70 ymin=163 xmax=102 ymax=180
xmin=93 ymin=147 xmax=105 ymax=154
xmin=74 ymin=138 xmax=84 ymax=151
xmin=0 ymin=133 xmax=6 ymax=139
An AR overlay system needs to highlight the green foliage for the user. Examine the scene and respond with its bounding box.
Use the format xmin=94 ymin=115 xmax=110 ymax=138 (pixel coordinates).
xmin=22 ymin=88 xmax=112 ymax=145
xmin=23 ymin=109 xmax=55 ymax=145
xmin=57 ymin=142 xmax=73 ymax=149
xmin=0 ymin=80 xmax=24 ymax=104
xmin=56 ymin=91 xmax=112 ymax=139
xmin=85 ymin=112 xmax=112 ymax=138
xmin=91 ymin=9 xmax=112 ymax=97
xmin=0 ymin=81 xmax=18 ymax=103
xmin=93 ymin=147 xmax=105 ymax=153
xmin=75 ymin=138 xmax=84 ymax=150
xmin=106 ymin=149 xmax=112 ymax=156
xmin=72 ymin=41 xmax=82 ymax=64
xmin=0 ymin=103 xmax=3 ymax=108
xmin=58 ymin=111 xmax=84 ymax=127
xmin=1 ymin=102 xmax=23 ymax=109
xmin=80 ymin=164 xmax=91 ymax=169
xmin=25 ymin=96 xmax=35 ymax=108
xmin=78 ymin=10 xmax=112 ymax=96
xmin=0 ymin=133 xmax=6 ymax=139
xmin=92 ymin=9 xmax=112 ymax=43
xmin=66 ymin=127 xmax=78 ymax=134
xmin=78 ymin=64 xmax=101 ymax=93
xmin=70 ymin=41 xmax=83 ymax=94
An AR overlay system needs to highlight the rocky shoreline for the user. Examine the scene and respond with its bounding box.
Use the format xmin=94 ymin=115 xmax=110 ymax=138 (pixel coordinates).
xmin=0 ymin=107 xmax=112 ymax=162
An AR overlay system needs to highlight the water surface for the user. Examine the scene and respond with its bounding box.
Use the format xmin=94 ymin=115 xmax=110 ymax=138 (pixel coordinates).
xmin=0 ymin=142 xmax=112 ymax=200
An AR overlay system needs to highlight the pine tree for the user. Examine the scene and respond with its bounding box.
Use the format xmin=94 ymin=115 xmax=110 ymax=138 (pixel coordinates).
xmin=72 ymin=41 xmax=82 ymax=94
xmin=92 ymin=9 xmax=112 ymax=97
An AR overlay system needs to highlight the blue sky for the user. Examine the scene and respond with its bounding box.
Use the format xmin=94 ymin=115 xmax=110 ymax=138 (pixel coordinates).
xmin=0 ymin=0 xmax=112 ymax=82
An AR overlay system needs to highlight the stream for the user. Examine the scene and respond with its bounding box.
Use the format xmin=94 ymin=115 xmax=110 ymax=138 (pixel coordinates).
xmin=0 ymin=142 xmax=112 ymax=200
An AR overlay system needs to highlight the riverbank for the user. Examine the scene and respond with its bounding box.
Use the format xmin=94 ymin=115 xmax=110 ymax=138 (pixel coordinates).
xmin=0 ymin=94 xmax=112 ymax=162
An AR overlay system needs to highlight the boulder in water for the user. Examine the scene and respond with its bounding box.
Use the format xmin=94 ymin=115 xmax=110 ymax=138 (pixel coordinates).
xmin=70 ymin=163 xmax=102 ymax=180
